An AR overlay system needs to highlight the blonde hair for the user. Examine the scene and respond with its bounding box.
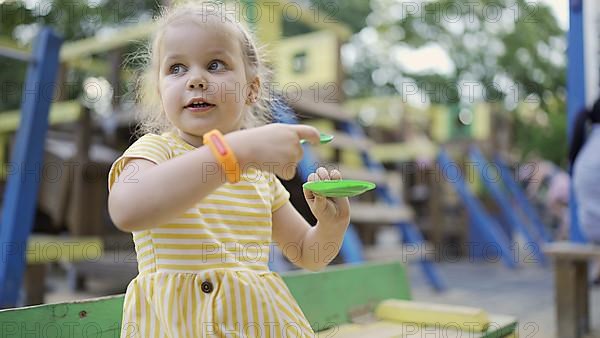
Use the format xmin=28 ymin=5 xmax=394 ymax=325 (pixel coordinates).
xmin=132 ymin=1 xmax=274 ymax=136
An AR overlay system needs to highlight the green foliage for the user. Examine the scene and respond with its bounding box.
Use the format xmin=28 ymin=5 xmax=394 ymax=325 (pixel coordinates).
xmin=0 ymin=0 xmax=159 ymax=112
xmin=514 ymin=94 xmax=568 ymax=167
xmin=311 ymin=0 xmax=567 ymax=166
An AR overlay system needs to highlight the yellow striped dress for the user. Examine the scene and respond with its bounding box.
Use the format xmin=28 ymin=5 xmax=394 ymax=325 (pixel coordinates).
xmin=108 ymin=132 xmax=314 ymax=338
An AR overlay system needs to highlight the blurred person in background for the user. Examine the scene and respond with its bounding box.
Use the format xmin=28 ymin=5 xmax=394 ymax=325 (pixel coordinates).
xmin=570 ymin=98 xmax=600 ymax=243
xmin=518 ymin=158 xmax=570 ymax=240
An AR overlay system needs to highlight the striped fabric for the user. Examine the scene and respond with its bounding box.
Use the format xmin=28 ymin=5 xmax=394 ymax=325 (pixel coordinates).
xmin=109 ymin=132 xmax=314 ymax=338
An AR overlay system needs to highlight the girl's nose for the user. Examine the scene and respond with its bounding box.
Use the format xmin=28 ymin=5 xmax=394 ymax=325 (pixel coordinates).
xmin=187 ymin=76 xmax=207 ymax=90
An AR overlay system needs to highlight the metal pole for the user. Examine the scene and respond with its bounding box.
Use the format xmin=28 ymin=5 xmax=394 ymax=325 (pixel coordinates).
xmin=0 ymin=27 xmax=63 ymax=308
xmin=567 ymin=0 xmax=586 ymax=242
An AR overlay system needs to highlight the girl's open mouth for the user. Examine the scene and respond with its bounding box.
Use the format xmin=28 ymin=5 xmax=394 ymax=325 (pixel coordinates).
xmin=185 ymin=102 xmax=215 ymax=112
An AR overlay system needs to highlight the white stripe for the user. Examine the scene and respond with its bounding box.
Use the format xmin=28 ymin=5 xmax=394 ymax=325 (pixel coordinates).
xmin=216 ymin=183 xmax=268 ymax=193
xmin=151 ymin=239 xmax=268 ymax=247
xmin=156 ymin=257 xmax=268 ymax=266
xmin=165 ymin=219 xmax=270 ymax=231
xmin=208 ymin=193 xmax=268 ymax=203
xmin=265 ymin=279 xmax=306 ymax=335
xmin=194 ymin=278 xmax=202 ymax=337
xmin=136 ymin=246 xmax=153 ymax=256
xmin=224 ymin=273 xmax=235 ymax=333
xmin=153 ymin=233 xmax=270 ymax=241
xmin=156 ymin=266 xmax=261 ymax=274
xmin=152 ymin=238 xmax=221 ymax=245
xmin=138 ymin=282 xmax=146 ymax=338
xmin=185 ymin=280 xmax=193 ymax=338
xmin=232 ymin=275 xmax=245 ymax=337
xmin=208 ymin=270 xmax=222 ymax=333
xmin=162 ymin=275 xmax=173 ymax=337
xmin=249 ymin=273 xmax=273 ymax=338
xmin=153 ymin=246 xmax=267 ymax=255
xmin=197 ymin=213 xmax=271 ymax=222
xmin=170 ymin=275 xmax=179 ymax=338
xmin=202 ymin=198 xmax=267 ymax=208
xmin=147 ymin=279 xmax=156 ymax=338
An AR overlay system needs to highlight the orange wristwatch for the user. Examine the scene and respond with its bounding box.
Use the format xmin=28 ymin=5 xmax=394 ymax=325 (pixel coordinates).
xmin=203 ymin=129 xmax=241 ymax=184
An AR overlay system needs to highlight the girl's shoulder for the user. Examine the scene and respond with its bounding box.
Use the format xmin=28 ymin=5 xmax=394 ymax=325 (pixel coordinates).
xmin=122 ymin=133 xmax=176 ymax=160
xmin=123 ymin=131 xmax=192 ymax=159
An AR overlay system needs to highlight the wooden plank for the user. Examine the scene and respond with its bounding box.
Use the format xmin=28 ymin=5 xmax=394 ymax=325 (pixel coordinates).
xmin=281 ymin=261 xmax=411 ymax=331
xmin=328 ymin=130 xmax=373 ymax=151
xmin=0 ymin=262 xmax=409 ymax=334
xmin=26 ymin=235 xmax=103 ymax=264
xmin=575 ymin=260 xmax=590 ymax=336
xmin=0 ymin=295 xmax=124 ymax=337
xmin=0 ymin=100 xmax=80 ymax=133
xmin=328 ymin=164 xmax=387 ymax=185
xmin=317 ymin=314 xmax=516 ymax=338
xmin=363 ymin=245 xmax=433 ymax=264
xmin=555 ymin=259 xmax=580 ymax=338
xmin=289 ymin=95 xmax=352 ymax=122
xmin=371 ymin=142 xmax=439 ymax=163
xmin=544 ymin=242 xmax=600 ymax=260
xmin=59 ymin=22 xmax=155 ymax=62
xmin=0 ymin=262 xmax=518 ymax=336
xmin=350 ymin=202 xmax=413 ymax=224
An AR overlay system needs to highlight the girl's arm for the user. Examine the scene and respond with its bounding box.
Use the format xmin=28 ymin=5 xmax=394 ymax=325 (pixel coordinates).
xmin=272 ymin=202 xmax=349 ymax=271
xmin=108 ymin=146 xmax=230 ymax=232
xmin=109 ymin=124 xmax=321 ymax=232
xmin=272 ymin=167 xmax=350 ymax=271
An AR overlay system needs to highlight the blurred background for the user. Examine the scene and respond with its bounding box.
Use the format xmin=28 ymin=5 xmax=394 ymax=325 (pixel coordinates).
xmin=0 ymin=0 xmax=596 ymax=337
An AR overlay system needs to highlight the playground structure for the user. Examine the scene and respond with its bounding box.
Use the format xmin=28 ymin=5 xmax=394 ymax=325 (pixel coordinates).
xmin=0 ymin=0 xmax=595 ymax=336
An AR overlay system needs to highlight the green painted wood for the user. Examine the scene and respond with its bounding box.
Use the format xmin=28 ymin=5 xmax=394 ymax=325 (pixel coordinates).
xmin=481 ymin=315 xmax=517 ymax=338
xmin=281 ymin=261 xmax=411 ymax=331
xmin=0 ymin=295 xmax=123 ymax=337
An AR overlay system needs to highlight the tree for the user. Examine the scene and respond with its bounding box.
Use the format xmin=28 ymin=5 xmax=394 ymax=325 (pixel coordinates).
xmin=312 ymin=0 xmax=567 ymax=165
xmin=0 ymin=0 xmax=159 ymax=111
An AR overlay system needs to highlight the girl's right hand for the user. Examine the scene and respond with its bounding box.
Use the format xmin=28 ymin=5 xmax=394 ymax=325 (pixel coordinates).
xmin=225 ymin=123 xmax=321 ymax=180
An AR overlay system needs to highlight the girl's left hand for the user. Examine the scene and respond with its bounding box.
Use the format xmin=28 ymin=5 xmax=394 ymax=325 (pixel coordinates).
xmin=303 ymin=167 xmax=351 ymax=227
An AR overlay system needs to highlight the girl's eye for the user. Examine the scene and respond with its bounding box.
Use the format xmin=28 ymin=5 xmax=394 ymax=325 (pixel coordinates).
xmin=169 ymin=64 xmax=187 ymax=74
xmin=208 ymin=60 xmax=226 ymax=71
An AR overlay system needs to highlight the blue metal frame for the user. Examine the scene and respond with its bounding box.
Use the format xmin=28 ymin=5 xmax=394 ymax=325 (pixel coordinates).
xmin=338 ymin=122 xmax=446 ymax=291
xmin=469 ymin=147 xmax=547 ymax=266
xmin=494 ymin=154 xmax=553 ymax=243
xmin=438 ymin=149 xmax=517 ymax=269
xmin=567 ymin=0 xmax=586 ymax=242
xmin=0 ymin=28 xmax=63 ymax=307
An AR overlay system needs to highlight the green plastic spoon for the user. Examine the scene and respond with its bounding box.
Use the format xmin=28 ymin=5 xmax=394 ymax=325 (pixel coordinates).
xmin=300 ymin=132 xmax=334 ymax=145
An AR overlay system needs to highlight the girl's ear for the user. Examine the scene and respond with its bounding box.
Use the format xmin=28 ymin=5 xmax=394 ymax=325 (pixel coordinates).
xmin=245 ymin=76 xmax=260 ymax=104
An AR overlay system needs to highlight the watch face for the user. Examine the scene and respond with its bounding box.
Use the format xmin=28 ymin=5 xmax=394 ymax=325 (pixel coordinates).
xmin=302 ymin=179 xmax=376 ymax=197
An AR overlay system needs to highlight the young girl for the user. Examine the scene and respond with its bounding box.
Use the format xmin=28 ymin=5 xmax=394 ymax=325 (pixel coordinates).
xmin=108 ymin=3 xmax=351 ymax=337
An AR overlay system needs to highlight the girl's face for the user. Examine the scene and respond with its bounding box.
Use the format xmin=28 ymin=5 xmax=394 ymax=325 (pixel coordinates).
xmin=158 ymin=17 xmax=258 ymax=146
